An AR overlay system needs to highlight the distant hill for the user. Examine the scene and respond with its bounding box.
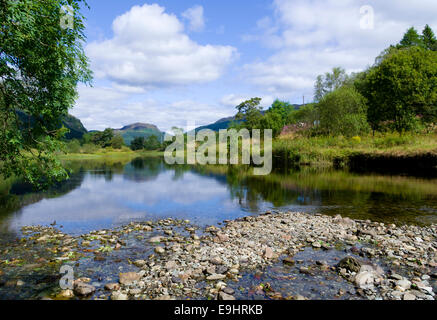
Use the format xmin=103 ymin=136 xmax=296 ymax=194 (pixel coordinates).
xmin=114 ymin=122 xmax=164 ymax=145
xmin=195 ymin=104 xmax=303 ymax=132
xmin=194 ymin=116 xmax=239 ymax=132
xmin=15 ymin=110 xmax=88 ymax=140
xmin=61 ymin=114 xmax=88 ymax=139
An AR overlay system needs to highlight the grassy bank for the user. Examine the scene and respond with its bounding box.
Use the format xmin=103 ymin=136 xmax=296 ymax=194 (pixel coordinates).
xmin=272 ymin=132 xmax=437 ymax=169
xmin=58 ymin=149 xmax=164 ymax=161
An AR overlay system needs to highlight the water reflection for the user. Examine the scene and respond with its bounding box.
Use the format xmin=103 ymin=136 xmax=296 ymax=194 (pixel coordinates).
xmin=1 ymin=157 xmax=437 ymax=238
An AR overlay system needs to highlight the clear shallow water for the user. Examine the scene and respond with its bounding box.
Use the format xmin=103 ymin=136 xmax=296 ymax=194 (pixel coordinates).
xmin=1 ymin=156 xmax=437 ymax=238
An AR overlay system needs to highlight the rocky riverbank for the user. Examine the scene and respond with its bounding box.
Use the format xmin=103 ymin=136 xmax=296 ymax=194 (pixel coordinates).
xmin=0 ymin=211 xmax=436 ymax=300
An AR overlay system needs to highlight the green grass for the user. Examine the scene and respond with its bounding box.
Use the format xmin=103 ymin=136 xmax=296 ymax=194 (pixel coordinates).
xmin=273 ymin=132 xmax=437 ymax=166
xmin=58 ymin=149 xmax=164 ymax=161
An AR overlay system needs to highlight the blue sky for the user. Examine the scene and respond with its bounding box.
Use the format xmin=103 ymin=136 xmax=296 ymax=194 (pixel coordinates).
xmin=72 ymin=0 xmax=437 ymax=132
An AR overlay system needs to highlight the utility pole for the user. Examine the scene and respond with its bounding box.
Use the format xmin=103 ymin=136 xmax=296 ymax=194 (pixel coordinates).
xmin=303 ymin=95 xmax=305 ymax=106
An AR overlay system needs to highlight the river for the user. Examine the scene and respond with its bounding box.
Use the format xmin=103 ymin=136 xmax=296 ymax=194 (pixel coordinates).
xmin=1 ymin=156 xmax=436 ymax=300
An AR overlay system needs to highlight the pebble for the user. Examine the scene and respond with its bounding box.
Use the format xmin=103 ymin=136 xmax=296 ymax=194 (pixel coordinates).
xmin=264 ymin=247 xmax=274 ymax=259
xmin=133 ymin=260 xmax=146 ymax=267
xmin=389 ymin=273 xmax=403 ymax=281
xmin=149 ymin=236 xmax=162 ymax=243
xmin=218 ymin=292 xmax=236 ymax=300
xmin=207 ymin=274 xmax=227 ymax=281
xmin=16 ymin=280 xmax=25 ymax=287
xmin=58 ymin=289 xmax=74 ymax=298
xmin=396 ymin=279 xmax=411 ymax=291
xmin=229 ymin=268 xmax=239 ymax=275
xmin=210 ymin=257 xmax=223 ymax=265
xmin=105 ymin=283 xmax=120 ymax=291
xmin=111 ymin=292 xmax=129 ymax=300
xmin=155 ymin=247 xmax=165 ymax=254
xmin=355 ymin=271 xmax=375 ymax=288
xmin=222 ymin=287 xmax=235 ymax=295
xmin=312 ymin=241 xmax=322 ymax=248
xmin=74 ymin=283 xmax=96 ymax=296
xmin=403 ymin=293 xmax=416 ymax=300
xmin=283 ymin=257 xmax=295 ymax=265
xmin=119 ymin=272 xmax=141 ymax=285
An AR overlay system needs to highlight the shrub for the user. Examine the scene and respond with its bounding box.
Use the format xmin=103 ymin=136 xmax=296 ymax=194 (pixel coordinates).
xmin=110 ymin=134 xmax=124 ymax=149
xmin=318 ymin=86 xmax=370 ymax=137
xmin=81 ymin=143 xmax=99 ymax=154
xmin=65 ymin=139 xmax=81 ymax=153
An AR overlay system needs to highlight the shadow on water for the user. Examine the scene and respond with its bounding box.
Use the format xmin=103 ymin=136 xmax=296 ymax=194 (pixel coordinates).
xmin=1 ymin=156 xmax=437 ymax=239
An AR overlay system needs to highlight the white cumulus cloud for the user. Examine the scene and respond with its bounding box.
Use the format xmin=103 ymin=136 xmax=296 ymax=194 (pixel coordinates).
xmin=243 ymin=0 xmax=437 ymax=101
xmin=220 ymin=94 xmax=274 ymax=109
xmin=86 ymin=4 xmax=236 ymax=90
xmin=72 ymin=85 xmax=234 ymax=132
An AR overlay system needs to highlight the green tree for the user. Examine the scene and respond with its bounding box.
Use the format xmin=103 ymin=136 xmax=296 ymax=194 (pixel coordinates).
xmin=360 ymin=47 xmax=437 ymax=132
xmin=144 ymin=135 xmax=161 ymax=150
xmin=318 ymin=86 xmax=369 ymax=137
xmin=260 ymin=110 xmax=284 ymax=138
xmin=399 ymin=27 xmax=423 ymax=47
xmin=0 ymin=0 xmax=91 ymax=188
xmin=66 ymin=139 xmax=81 ymax=153
xmin=234 ymin=97 xmax=264 ymax=131
xmin=260 ymin=99 xmax=297 ymax=137
xmin=313 ymin=67 xmax=348 ymax=102
xmin=110 ymin=134 xmax=124 ymax=149
xmin=287 ymin=103 xmax=318 ymax=126
xmin=422 ymin=24 xmax=437 ymax=51
xmin=269 ymin=99 xmax=294 ymax=121
xmin=91 ymin=128 xmax=114 ymax=148
xmin=130 ymin=137 xmax=145 ymax=151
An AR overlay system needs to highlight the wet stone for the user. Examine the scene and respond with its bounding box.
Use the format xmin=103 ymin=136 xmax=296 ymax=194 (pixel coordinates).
xmin=207 ymin=274 xmax=227 ymax=281
xmin=337 ymin=256 xmax=361 ymax=273
xmin=74 ymin=283 xmax=96 ymax=296
xmin=216 ymin=265 xmax=228 ymax=275
xmin=111 ymin=292 xmax=128 ymax=300
xmin=104 ymin=283 xmax=120 ymax=291
xmin=119 ymin=272 xmax=141 ymax=285
xmin=283 ymin=257 xmax=295 ymax=265
xmin=219 ymin=292 xmax=236 ymax=300
xmin=222 ymin=287 xmax=235 ymax=295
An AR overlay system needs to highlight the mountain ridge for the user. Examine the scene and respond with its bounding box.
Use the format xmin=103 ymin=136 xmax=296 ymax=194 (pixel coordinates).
xmin=116 ymin=122 xmax=160 ymax=132
xmin=114 ymin=122 xmax=164 ymax=145
xmin=15 ymin=110 xmax=88 ymax=140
